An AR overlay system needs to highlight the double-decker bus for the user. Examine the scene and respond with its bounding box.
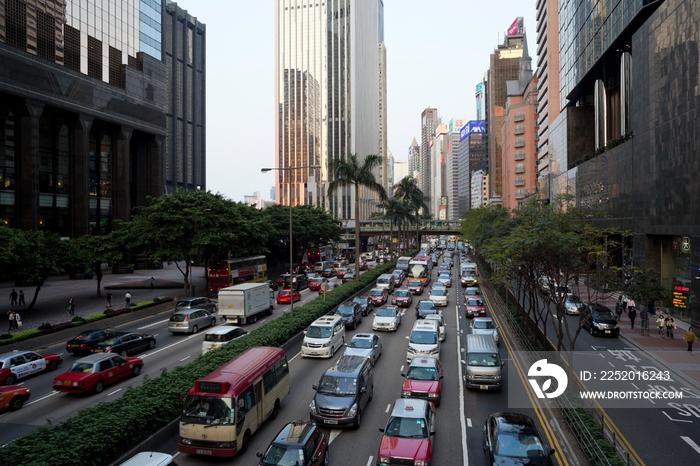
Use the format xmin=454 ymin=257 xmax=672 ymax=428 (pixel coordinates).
xmin=178 ymin=346 xmax=290 ymax=457
xmin=209 ymin=255 xmax=267 ymax=296
xmin=408 ymin=255 xmax=433 ymax=286
xmin=303 ymin=245 xmax=333 ymax=264
xmin=396 ymin=256 xmax=413 ymax=273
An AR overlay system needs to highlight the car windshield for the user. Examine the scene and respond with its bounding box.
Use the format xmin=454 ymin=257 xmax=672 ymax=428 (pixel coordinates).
xmin=395 ymin=290 xmax=410 ymax=297
xmin=306 ymin=326 xmax=332 ymax=339
xmin=376 ymin=307 xmax=397 ymax=317
xmin=337 ymin=306 xmax=355 ymax=316
xmin=473 ymin=320 xmax=496 ymax=330
xmin=260 ymin=444 xmax=305 ymax=466
xmin=369 ymin=289 xmax=384 ymax=296
xmin=467 ymin=299 xmax=483 ymax=307
xmin=348 ymin=338 xmax=372 ymax=349
xmin=495 ymin=432 xmax=546 ymax=458
xmin=593 ymin=309 xmax=615 ymax=320
xmin=465 ymin=289 xmax=480 ymax=296
xmin=385 ymin=416 xmax=428 ymax=438
xmin=377 ymin=278 xmax=390 ymax=284
xmin=431 ymin=289 xmax=447 ymax=297
xmin=418 ymin=301 xmax=436 ymax=311
xmin=353 ymin=297 xmax=369 ymax=305
xmin=410 ymin=330 xmax=437 ymax=344
xmin=69 ymin=362 xmax=94 ymax=373
xmin=181 ymin=395 xmax=235 ymax=425
xmin=567 ymin=296 xmax=583 ymax=304
xmin=170 ymin=313 xmax=187 ymax=322
xmin=468 ymin=352 xmax=500 ymax=367
xmin=73 ymin=331 xmax=97 ymax=340
xmin=408 ymin=280 xmax=422 ymax=287
xmin=439 ymin=274 xmax=450 ymax=280
xmin=317 ymin=376 xmax=357 ymax=396
xmin=406 ymin=366 xmax=438 ymax=381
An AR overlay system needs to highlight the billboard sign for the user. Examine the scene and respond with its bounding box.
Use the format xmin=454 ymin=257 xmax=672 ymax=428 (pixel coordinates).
xmin=507 ymin=17 xmax=522 ymax=36
xmin=459 ymin=120 xmax=487 ymax=141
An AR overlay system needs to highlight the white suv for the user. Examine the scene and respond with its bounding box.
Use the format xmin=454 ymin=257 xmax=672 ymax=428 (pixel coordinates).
xmin=405 ymin=320 xmax=440 ymax=363
xmin=301 ymin=315 xmax=346 ymax=358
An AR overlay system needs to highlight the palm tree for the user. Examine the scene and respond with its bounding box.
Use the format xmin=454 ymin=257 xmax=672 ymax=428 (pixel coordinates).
xmin=327 ymin=154 xmax=388 ymax=275
xmin=394 ymin=177 xmax=429 ymax=250
xmin=379 ymin=197 xmax=411 ymax=256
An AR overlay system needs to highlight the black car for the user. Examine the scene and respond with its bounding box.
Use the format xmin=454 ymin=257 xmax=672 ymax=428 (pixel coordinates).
xmin=93 ymin=332 xmax=156 ymax=357
xmin=335 ymin=301 xmax=363 ymax=330
xmin=415 ymin=300 xmax=439 ymax=319
xmin=66 ymin=329 xmax=118 ymax=355
xmin=582 ymin=303 xmax=620 ymax=337
xmin=174 ymin=297 xmax=216 ymax=314
xmin=266 ymin=280 xmax=279 ymax=291
xmin=352 ymin=296 xmax=374 ymax=316
xmin=256 ymin=420 xmax=329 ymax=466
xmin=484 ymin=412 xmax=555 ymax=465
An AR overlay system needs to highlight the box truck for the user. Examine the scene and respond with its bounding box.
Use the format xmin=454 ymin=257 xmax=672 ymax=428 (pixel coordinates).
xmin=217 ymin=283 xmax=275 ymax=324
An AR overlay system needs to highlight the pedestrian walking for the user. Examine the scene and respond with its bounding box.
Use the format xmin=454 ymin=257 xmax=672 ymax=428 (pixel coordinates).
xmin=9 ymin=289 xmax=18 ymax=306
xmin=125 ymin=291 xmax=132 ymax=307
xmin=615 ymin=302 xmax=623 ymax=321
xmin=627 ymin=298 xmax=636 ymax=313
xmin=106 ymin=291 xmax=113 ymax=308
xmin=628 ymin=307 xmax=637 ymax=329
xmin=665 ymin=314 xmax=675 ymax=338
xmin=656 ymin=314 xmax=665 ymax=337
xmin=150 ymin=277 xmax=155 ymax=290
xmin=684 ymin=327 xmax=698 ymax=354
xmin=620 ymin=294 xmax=628 ymax=312
xmin=14 ymin=311 xmax=21 ymax=329
xmin=68 ymin=298 xmax=75 ymax=316
xmin=18 ymin=290 xmax=25 ymax=306
xmin=6 ymin=309 xmax=15 ymax=331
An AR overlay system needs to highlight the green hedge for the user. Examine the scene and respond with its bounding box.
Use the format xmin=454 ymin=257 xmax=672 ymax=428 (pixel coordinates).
xmin=0 ymin=261 xmax=397 ymax=466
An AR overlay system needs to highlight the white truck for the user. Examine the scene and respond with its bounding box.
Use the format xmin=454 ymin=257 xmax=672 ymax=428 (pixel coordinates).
xmin=217 ymin=283 xmax=275 ymax=325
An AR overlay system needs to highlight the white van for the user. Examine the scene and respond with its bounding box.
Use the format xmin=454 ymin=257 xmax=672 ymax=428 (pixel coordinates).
xmin=462 ymin=334 xmax=504 ymax=391
xmin=201 ymin=325 xmax=248 ymax=354
xmin=314 ymin=261 xmax=332 ymax=273
xmin=405 ymin=319 xmax=440 ymax=362
xmin=376 ymin=273 xmax=395 ymax=292
xmin=301 ymin=315 xmax=346 ymax=358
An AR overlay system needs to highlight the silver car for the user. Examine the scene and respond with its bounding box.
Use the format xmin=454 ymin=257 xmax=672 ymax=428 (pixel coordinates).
xmin=168 ymin=309 xmax=217 ymax=334
xmin=470 ymin=317 xmax=499 ymax=345
xmin=429 ymin=287 xmax=449 ymax=307
xmin=565 ymin=295 xmax=586 ymax=315
xmin=437 ymin=273 xmax=452 ymax=287
xmin=344 ymin=332 xmax=383 ymax=365
xmin=174 ymin=297 xmax=217 ymax=313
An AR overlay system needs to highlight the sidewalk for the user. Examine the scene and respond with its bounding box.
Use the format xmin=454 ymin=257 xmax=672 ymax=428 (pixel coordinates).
xmin=2 ymin=263 xmax=207 ymax=334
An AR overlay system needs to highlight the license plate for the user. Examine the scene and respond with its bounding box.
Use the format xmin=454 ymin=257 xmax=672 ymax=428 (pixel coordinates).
xmin=196 ymin=449 xmax=213 ymax=455
xmin=94 ymin=349 xmax=103 ymax=352
xmin=324 ymin=419 xmax=338 ymax=425
xmin=480 ymin=385 xmax=489 ymax=390
xmin=175 ymin=324 xmax=182 ymax=327
xmin=605 ymin=330 xmax=611 ymax=334
xmin=70 ymin=344 xmax=78 ymax=348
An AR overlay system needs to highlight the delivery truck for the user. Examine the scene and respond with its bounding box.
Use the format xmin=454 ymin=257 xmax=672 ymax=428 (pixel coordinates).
xmin=217 ymin=283 xmax=275 ymax=324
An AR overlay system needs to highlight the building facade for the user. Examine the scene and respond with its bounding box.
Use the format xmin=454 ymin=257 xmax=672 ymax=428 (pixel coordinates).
xmin=470 ymin=170 xmax=488 ymax=209
xmin=0 ymin=0 xmax=170 ymax=236
xmin=457 ymin=120 xmax=487 ymax=215
xmin=274 ymin=0 xmax=383 ymax=221
xmin=408 ymin=137 xmax=420 ymax=179
xmin=446 ymin=118 xmax=463 ymax=220
xmin=420 ymin=107 xmax=439 ymax=208
xmin=430 ymin=123 xmax=448 ymax=219
xmin=378 ymin=41 xmax=388 ymax=196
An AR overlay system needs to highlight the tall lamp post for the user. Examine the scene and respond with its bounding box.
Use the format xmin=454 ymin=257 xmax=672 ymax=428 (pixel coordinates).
xmin=262 ymin=165 xmax=320 ymax=318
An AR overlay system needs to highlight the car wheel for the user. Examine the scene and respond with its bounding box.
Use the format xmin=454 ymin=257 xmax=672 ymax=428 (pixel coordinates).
xmin=211 ymin=318 xmax=217 ymax=327
xmin=354 ymin=410 xmax=362 ymax=429
xmin=9 ymin=396 xmax=24 ymax=411
xmin=94 ymin=381 xmax=105 ymax=394
xmin=360 ymin=314 xmax=363 ymax=324
xmin=323 ymin=447 xmax=330 ymax=466
xmin=3 ymin=374 xmax=16 ymax=385
xmin=149 ymin=340 xmax=156 ymax=349
xmin=270 ymin=399 xmax=280 ymax=420
xmin=239 ymin=431 xmax=251 ymax=454
xmin=48 ymin=361 xmax=59 ymax=371
xmin=368 ymin=385 xmax=374 ymax=401
xmin=191 ymin=325 xmax=198 ymax=334
xmin=119 ymin=350 xmax=128 ymax=357
xmin=132 ymin=365 xmax=142 ymax=377
xmin=590 ymin=325 xmax=595 ymax=336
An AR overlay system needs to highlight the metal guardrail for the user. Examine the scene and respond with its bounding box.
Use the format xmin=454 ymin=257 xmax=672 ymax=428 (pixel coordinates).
xmin=477 ymin=261 xmax=641 ymax=466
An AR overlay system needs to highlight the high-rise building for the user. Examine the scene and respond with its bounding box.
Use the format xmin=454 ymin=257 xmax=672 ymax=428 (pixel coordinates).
xmin=393 ymin=159 xmax=408 ymax=186
xmin=431 ymin=124 xmax=448 ymax=219
xmin=470 ymin=170 xmax=488 ymax=209
xmin=420 ymin=107 xmax=440 ymax=207
xmin=457 ymin=120 xmax=487 ymax=214
xmin=487 ymin=18 xmax=524 ymax=200
xmin=475 ymin=76 xmax=487 ymax=121
xmin=0 ymin=0 xmax=171 ymax=235
xmin=378 ymin=41 xmax=388 ymax=196
xmin=408 ymin=137 xmax=420 ymax=179
xmin=502 ymin=36 xmax=537 ymax=210
xmin=163 ymin=2 xmax=206 ymax=193
xmin=274 ymin=0 xmax=383 ymax=221
xmin=446 ymin=118 xmax=464 ymax=220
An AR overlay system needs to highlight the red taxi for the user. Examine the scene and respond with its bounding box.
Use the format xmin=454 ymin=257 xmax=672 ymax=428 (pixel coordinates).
xmin=53 ymin=353 xmax=143 ymax=395
xmin=407 ymin=279 xmax=424 ymax=295
xmin=391 ymin=289 xmax=413 ymax=308
xmin=308 ymin=277 xmax=325 ymax=291
xmin=377 ymin=398 xmax=435 ymax=466
xmin=0 ymin=385 xmax=30 ymax=411
xmin=276 ymin=289 xmax=301 ymax=304
xmin=0 ymin=350 xmax=63 ymax=386
xmin=401 ymin=357 xmax=443 ymax=406
xmin=368 ymin=288 xmax=389 ymax=306
xmin=465 ymin=297 xmax=486 ymax=317
xmin=335 ymin=267 xmax=350 ymax=279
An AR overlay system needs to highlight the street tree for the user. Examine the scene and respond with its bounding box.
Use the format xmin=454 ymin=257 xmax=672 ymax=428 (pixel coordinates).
xmin=65 ymin=233 xmax=124 ymax=298
xmin=327 ymin=154 xmax=387 ymax=275
xmin=394 ymin=177 xmax=429 ymax=248
xmin=379 ymin=198 xmax=411 ymax=255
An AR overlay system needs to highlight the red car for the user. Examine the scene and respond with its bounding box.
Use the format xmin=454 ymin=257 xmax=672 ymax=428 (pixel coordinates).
xmin=318 ymin=282 xmax=336 ymax=295
xmin=465 ymin=297 xmax=486 ymax=317
xmin=276 ymin=289 xmax=301 ymax=304
xmin=368 ymin=288 xmax=389 ymax=306
xmin=359 ymin=261 xmax=368 ymax=271
xmin=407 ymin=279 xmax=424 ymax=295
xmin=335 ymin=267 xmax=350 ymax=279
xmin=0 ymin=385 xmax=31 ymax=411
xmin=0 ymin=350 xmax=63 ymax=385
xmin=308 ymin=277 xmax=325 ymax=291
xmin=53 ymin=353 xmax=143 ymax=395
xmin=378 ymin=398 xmax=435 ymax=466
xmin=391 ymin=289 xmax=413 ymax=307
xmin=401 ymin=357 xmax=443 ymax=406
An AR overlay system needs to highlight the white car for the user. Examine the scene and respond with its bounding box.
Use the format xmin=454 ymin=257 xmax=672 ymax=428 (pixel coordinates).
xmin=565 ymin=295 xmax=586 ymax=315
xmin=470 ymin=317 xmax=499 ymax=345
xmin=373 ymin=305 xmax=401 ymax=331
xmin=429 ymin=287 xmax=448 ymax=307
xmin=424 ymin=314 xmax=446 ymax=341
xmin=437 ymin=273 xmax=452 ymax=287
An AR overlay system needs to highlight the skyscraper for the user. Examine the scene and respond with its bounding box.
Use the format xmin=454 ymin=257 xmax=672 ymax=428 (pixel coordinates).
xmin=275 ymin=0 xmax=383 ymax=220
xmin=420 ymin=107 xmax=440 ymax=210
xmin=446 ymin=118 xmax=464 ymax=219
xmin=408 ymin=137 xmax=420 ymax=180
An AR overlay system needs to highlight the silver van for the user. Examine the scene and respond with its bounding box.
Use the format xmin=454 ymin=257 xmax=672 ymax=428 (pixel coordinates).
xmin=314 ymin=261 xmax=332 ymax=273
xmin=376 ymin=273 xmax=395 ymax=293
xmin=405 ymin=320 xmax=440 ymax=363
xmin=461 ymin=334 xmax=504 ymax=391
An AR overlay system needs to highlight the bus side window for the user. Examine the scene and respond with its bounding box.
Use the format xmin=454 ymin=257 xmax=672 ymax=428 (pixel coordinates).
xmin=263 ymin=367 xmax=276 ymax=394
xmin=238 ymin=386 xmax=255 ymax=420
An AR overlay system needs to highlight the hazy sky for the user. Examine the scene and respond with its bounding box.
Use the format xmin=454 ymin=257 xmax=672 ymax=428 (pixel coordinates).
xmin=171 ymin=0 xmax=536 ymax=202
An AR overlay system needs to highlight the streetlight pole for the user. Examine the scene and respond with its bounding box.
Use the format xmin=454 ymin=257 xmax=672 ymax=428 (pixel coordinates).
xmin=262 ymin=165 xmax=320 ymax=318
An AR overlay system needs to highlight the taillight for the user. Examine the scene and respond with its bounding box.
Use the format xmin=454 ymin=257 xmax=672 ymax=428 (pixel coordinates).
xmin=80 ymin=343 xmax=86 ymax=349
xmin=184 ymin=314 xmax=189 ymax=321
xmin=106 ymin=347 xmax=113 ymax=352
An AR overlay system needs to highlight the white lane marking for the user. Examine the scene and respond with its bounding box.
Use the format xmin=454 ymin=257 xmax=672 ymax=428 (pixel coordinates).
xmin=681 ymin=436 xmax=700 ymax=455
xmin=456 ymin=292 xmax=469 ymax=466
xmin=329 ymin=429 xmax=342 ymax=443
xmin=138 ymin=319 xmax=169 ymax=329
xmin=385 ymin=404 xmax=391 ymax=413
xmin=107 ymin=388 xmax=122 ymax=396
xmin=662 ymin=411 xmax=693 ymax=423
xmin=365 ymin=457 xmax=373 ymax=466
xmin=288 ymin=352 xmax=302 ymax=363
xmin=140 ymin=332 xmax=203 ymax=359
xmin=24 ymin=390 xmax=61 ymax=407
xmin=180 ymin=356 xmax=191 ymax=362
xmin=467 ymin=418 xmax=472 ymax=427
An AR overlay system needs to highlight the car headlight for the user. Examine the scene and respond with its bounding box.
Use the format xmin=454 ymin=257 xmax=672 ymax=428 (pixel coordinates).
xmin=407 ymin=346 xmax=417 ymax=354
xmin=347 ymin=403 xmax=358 ymax=417
xmin=428 ymin=392 xmax=439 ymax=398
xmin=321 ymin=342 xmax=330 ymax=347
xmin=428 ymin=347 xmax=439 ymax=354
xmin=309 ymin=399 xmax=317 ymax=413
xmin=181 ymin=438 xmax=193 ymax=445
xmin=593 ymin=321 xmax=602 ymax=328
xmin=414 ymin=460 xmax=428 ymax=466
xmin=494 ymin=374 xmax=502 ymax=380
xmin=402 ymin=390 xmax=411 ymax=397
xmin=378 ymin=456 xmax=390 ymax=464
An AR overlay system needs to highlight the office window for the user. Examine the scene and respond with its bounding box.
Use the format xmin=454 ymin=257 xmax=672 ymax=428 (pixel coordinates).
xmin=87 ymin=36 xmax=102 ymax=80
xmin=64 ymin=26 xmax=81 ymax=72
xmin=37 ymin=10 xmax=56 ymax=62
xmin=5 ymin=0 xmax=27 ymax=51
xmin=109 ymin=46 xmax=123 ymax=88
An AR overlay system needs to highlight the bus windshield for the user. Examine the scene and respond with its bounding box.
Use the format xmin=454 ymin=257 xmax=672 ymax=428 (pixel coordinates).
xmin=408 ymin=263 xmax=428 ymax=279
xmin=182 ymin=395 xmax=235 ymax=425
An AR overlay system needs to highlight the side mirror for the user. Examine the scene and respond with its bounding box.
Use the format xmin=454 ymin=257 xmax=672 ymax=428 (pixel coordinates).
xmin=460 ymin=359 xmax=466 ymax=365
xmin=405 ymin=336 xmax=410 ymax=340
xmin=257 ymin=452 xmax=263 ymax=458
xmin=549 ymin=447 xmax=556 ymax=455
xmin=379 ymin=427 xmax=385 ymax=433
xmin=439 ymin=375 xmax=444 ymax=380
xmin=430 ymin=431 xmax=436 ymax=436
xmin=360 ymin=386 xmax=367 ymax=394
xmin=344 ymin=343 xmax=348 ymax=347
xmin=501 ymin=361 xmax=506 ymax=367
xmin=303 ymin=330 xmax=307 ymax=335
xmin=312 ymin=384 xmax=317 ymax=390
